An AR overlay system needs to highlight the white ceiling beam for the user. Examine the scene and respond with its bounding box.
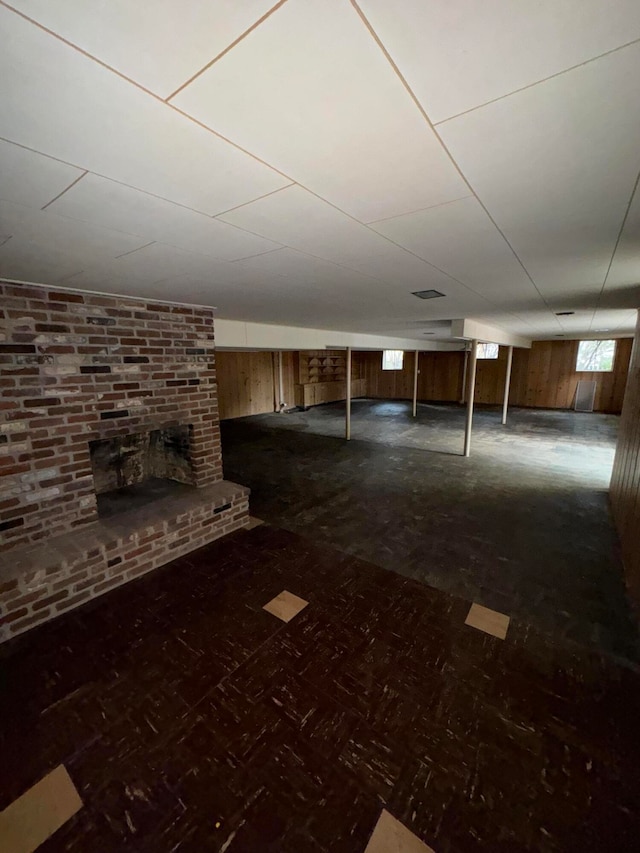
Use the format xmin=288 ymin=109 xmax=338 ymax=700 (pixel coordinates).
xmin=215 ymin=319 xmax=463 ymax=352
xmin=451 ymin=318 xmax=532 ymax=348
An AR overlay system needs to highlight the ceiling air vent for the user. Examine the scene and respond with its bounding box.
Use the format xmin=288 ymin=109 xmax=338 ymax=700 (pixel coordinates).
xmin=412 ymin=290 xmax=445 ymax=299
xmin=555 ymin=311 xmax=575 ymax=316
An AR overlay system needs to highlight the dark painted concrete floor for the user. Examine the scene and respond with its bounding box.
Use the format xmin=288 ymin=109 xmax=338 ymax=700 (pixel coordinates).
xmin=1 ymin=526 xmax=639 ymax=851
xmin=221 ymin=400 xmax=639 ymax=661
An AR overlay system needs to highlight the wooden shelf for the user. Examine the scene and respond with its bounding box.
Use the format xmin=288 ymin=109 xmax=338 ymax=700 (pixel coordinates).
xmin=298 ymin=350 xmax=348 ymax=385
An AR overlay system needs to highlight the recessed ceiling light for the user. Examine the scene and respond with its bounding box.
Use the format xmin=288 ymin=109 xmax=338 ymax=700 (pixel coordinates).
xmin=412 ymin=289 xmax=445 ymax=299
xmin=555 ymin=311 xmax=575 ymax=316
xmin=595 ymin=328 xmax=610 ymax=332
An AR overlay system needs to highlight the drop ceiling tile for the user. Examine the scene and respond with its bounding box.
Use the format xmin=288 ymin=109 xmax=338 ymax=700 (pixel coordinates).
xmin=2 ymin=2 xmax=635 ymax=343
xmin=161 ymin=264 xmax=400 ymax=329
xmin=9 ymin=0 xmax=277 ymax=98
xmin=174 ymin=0 xmax=467 ymax=222
xmin=438 ymin=44 xmax=640 ymax=299
xmin=371 ymin=197 xmax=540 ymax=304
xmin=229 ymin=252 xmax=398 ymax=325
xmin=219 ymin=185 xmax=394 ymax=261
xmin=0 ymin=6 xmax=288 ymax=215
xmin=0 ymin=139 xmax=84 ymax=209
xmin=474 ymin=312 xmax=539 ymax=336
xmin=606 ymin=186 xmax=640 ymax=290
xmin=106 ymin=242 xmax=236 ymax=284
xmin=220 ymin=186 xmax=489 ymax=312
xmin=608 ymin=311 xmax=639 ymax=335
xmin=0 ymin=237 xmax=86 ymax=284
xmin=49 ymin=174 xmax=283 ymax=261
xmin=343 ymin=241 xmax=459 ymax=293
xmin=358 ymin=0 xmax=640 ymax=123
xmin=0 ymin=201 xmax=148 ymax=261
xmin=233 ymin=247 xmax=381 ymax=289
xmin=589 ymin=312 xmax=622 ymax=332
xmin=218 ymin=287 xmax=395 ymax=329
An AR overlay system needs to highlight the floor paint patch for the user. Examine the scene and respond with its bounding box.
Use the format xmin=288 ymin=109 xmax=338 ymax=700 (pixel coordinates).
xmin=465 ymin=602 xmax=510 ymax=639
xmin=365 ymin=809 xmax=436 ymax=852
xmin=0 ymin=765 xmax=83 ymax=853
xmin=263 ymin=589 xmax=308 ymax=622
xmin=246 ymin=516 xmax=265 ymax=530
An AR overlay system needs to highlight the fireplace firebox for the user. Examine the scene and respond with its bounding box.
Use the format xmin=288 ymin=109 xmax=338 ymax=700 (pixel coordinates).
xmin=89 ymin=425 xmax=195 ymax=517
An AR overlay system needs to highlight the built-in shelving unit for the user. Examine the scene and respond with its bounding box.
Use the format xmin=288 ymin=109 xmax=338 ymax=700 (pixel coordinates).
xmin=298 ymin=351 xmax=348 ymax=384
xmin=294 ymin=350 xmax=365 ymax=408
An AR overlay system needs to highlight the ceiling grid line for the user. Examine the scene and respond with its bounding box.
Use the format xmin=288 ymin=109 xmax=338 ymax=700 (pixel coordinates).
xmin=1 ymin=131 xmax=293 ymax=226
xmin=40 ymin=170 xmax=88 ymax=210
xmin=0 ymin=0 xmax=531 ymax=316
xmin=587 ymin=168 xmax=640 ymax=332
xmin=364 ymin=194 xmax=475 ymax=226
xmin=222 ymin=218 xmax=536 ymax=331
xmin=10 ymin=141 xmax=501 ymax=303
xmin=0 ymin=134 xmax=82 ymax=172
xmin=1 ymin=1 xmax=637 ymax=340
xmin=227 ymin=247 xmax=284 ymax=264
xmin=0 ymin=0 xmax=559 ymax=330
xmin=0 ymin=1 xmax=295 ymax=184
xmin=349 ymin=0 xmax=564 ymax=332
xmin=38 ymin=167 xmax=294 ymax=257
xmin=114 ymin=241 xmax=156 ymax=260
xmin=0 ymin=1 xmax=161 ymax=98
xmin=165 ymin=0 xmax=291 ymax=102
xmin=212 ymin=183 xmax=296 ymax=219
xmin=434 ymin=36 xmax=640 ymax=127
xmin=54 ymin=269 xmax=85 ymax=284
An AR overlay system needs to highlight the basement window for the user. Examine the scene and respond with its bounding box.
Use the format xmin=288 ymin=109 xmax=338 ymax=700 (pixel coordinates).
xmin=477 ymin=342 xmax=499 ymax=359
xmin=382 ymin=350 xmax=404 ymax=370
xmin=576 ymin=339 xmax=616 ymax=372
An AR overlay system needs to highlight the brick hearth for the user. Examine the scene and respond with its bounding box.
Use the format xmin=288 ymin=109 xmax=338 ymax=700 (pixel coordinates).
xmin=0 ymin=281 xmax=249 ymax=641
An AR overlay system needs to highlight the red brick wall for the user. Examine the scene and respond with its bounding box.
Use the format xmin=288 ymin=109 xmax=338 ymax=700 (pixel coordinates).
xmin=0 ymin=281 xmax=222 ymax=551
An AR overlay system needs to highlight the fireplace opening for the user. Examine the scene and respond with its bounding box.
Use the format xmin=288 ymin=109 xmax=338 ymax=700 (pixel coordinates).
xmin=90 ymin=425 xmax=195 ymax=518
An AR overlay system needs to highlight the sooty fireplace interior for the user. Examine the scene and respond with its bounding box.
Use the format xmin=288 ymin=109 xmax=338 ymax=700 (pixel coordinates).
xmin=90 ymin=425 xmax=195 ymax=518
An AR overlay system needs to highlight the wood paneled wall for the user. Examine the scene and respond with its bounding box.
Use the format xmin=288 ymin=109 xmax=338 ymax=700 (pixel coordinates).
xmin=216 ymin=350 xmax=357 ymax=419
xmin=357 ymin=340 xmax=632 ymax=413
xmin=509 ymin=339 xmax=632 ymax=413
xmin=355 ymin=351 xmax=465 ymax=402
xmin=217 ymin=340 xmax=632 ymax=420
xmin=216 ymin=351 xmax=297 ymax=420
xmin=610 ymin=315 xmax=640 ymax=613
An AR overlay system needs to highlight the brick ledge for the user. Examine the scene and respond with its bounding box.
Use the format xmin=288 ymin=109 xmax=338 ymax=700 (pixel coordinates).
xmin=0 ymin=480 xmax=250 ymax=642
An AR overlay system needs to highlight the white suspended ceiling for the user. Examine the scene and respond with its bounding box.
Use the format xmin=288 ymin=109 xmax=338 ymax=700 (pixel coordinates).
xmin=1 ymin=0 xmax=639 ymax=342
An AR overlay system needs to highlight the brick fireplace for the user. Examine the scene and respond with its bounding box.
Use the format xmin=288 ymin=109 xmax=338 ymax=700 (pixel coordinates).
xmin=0 ymin=281 xmax=249 ymax=641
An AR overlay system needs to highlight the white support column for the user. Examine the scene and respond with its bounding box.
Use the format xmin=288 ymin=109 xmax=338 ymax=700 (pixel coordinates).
xmin=501 ymin=345 xmax=513 ymax=425
xmin=460 ymin=347 xmax=469 ymax=404
xmin=345 ymin=347 xmax=352 ymax=440
xmin=277 ymin=350 xmax=285 ymax=412
xmin=463 ymin=339 xmax=478 ymax=457
xmin=272 ymin=352 xmax=279 ymax=412
xmin=412 ymin=350 xmax=419 ymax=417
